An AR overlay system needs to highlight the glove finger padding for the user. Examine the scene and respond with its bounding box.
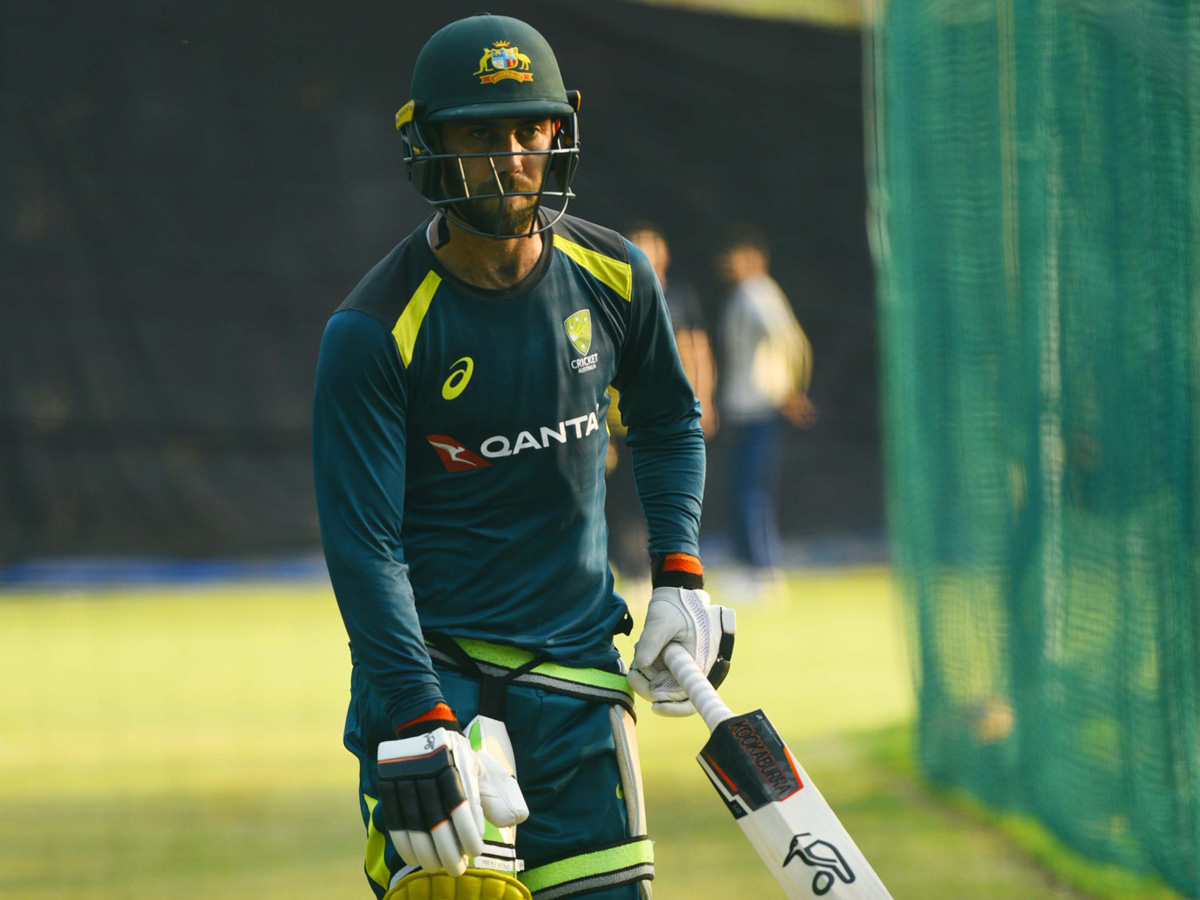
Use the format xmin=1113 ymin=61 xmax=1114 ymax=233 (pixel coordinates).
xmin=408 ymin=828 xmax=442 ymax=874
xmin=432 ymin=818 xmax=469 ymax=877
xmin=390 ymin=829 xmax=420 ymax=873
xmin=377 ymin=727 xmax=488 ymax=875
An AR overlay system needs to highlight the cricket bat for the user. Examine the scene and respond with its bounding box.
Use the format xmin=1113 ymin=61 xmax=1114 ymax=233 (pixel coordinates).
xmin=662 ymin=642 xmax=894 ymax=899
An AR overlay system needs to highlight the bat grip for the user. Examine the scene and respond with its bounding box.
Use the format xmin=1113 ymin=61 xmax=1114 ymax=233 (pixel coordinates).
xmin=662 ymin=642 xmax=735 ymax=732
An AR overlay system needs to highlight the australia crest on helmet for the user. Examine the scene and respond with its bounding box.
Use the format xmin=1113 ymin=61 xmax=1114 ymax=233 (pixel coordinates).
xmin=474 ymin=41 xmax=534 ymax=84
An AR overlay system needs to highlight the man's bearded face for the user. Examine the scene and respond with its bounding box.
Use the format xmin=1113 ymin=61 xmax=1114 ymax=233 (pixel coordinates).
xmin=434 ymin=118 xmax=557 ymax=237
xmin=447 ymin=168 xmax=544 ymax=236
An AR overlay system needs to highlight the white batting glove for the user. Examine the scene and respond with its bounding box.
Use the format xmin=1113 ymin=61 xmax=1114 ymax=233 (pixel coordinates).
xmin=629 ymin=587 xmax=736 ymax=717
xmin=377 ymin=727 xmax=528 ymax=876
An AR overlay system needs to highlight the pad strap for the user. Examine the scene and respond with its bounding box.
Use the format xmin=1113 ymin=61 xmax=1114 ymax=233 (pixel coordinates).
xmin=520 ymin=838 xmax=654 ymax=900
xmin=425 ymin=635 xmax=636 ymax=716
xmin=427 ymin=634 xmax=546 ymax=721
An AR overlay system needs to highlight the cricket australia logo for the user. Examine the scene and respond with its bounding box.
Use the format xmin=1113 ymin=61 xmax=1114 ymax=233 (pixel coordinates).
xmin=473 ymin=41 xmax=534 ymax=84
xmin=565 ymin=309 xmax=598 ymax=374
xmin=783 ymin=833 xmax=855 ymax=896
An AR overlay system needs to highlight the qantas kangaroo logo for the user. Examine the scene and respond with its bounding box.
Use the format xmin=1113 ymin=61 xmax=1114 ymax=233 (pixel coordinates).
xmin=426 ymin=435 xmax=491 ymax=472
xmin=783 ymin=833 xmax=855 ymax=896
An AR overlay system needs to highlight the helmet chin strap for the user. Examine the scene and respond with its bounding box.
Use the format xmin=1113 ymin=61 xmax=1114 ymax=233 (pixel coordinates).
xmin=433 ymin=214 xmax=452 ymax=250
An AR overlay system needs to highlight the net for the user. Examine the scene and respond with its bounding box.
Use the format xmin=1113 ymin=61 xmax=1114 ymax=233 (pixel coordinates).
xmin=871 ymin=0 xmax=1200 ymax=892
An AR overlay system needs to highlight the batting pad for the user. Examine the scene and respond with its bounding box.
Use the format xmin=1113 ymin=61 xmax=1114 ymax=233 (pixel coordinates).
xmin=383 ymin=869 xmax=531 ymax=900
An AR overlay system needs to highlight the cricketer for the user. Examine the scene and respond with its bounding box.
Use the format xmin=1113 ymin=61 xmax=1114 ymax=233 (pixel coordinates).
xmin=312 ymin=14 xmax=734 ymax=900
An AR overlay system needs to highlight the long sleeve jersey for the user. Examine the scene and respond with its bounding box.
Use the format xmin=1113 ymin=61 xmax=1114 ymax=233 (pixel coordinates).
xmin=313 ymin=214 xmax=705 ymax=732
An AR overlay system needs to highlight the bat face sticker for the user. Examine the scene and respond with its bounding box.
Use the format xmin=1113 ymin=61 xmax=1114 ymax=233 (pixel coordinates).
xmin=783 ymin=833 xmax=856 ymax=896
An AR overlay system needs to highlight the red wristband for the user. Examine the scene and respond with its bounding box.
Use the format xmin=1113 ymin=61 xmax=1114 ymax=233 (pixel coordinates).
xmin=395 ymin=702 xmax=458 ymax=738
xmin=662 ymin=553 xmax=703 ymax=576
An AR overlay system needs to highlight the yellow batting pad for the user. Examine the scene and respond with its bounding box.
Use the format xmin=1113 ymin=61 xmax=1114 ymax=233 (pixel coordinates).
xmin=383 ymin=869 xmax=532 ymax=900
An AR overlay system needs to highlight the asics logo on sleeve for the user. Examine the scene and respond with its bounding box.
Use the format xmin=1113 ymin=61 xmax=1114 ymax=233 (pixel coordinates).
xmin=442 ymin=357 xmax=474 ymax=400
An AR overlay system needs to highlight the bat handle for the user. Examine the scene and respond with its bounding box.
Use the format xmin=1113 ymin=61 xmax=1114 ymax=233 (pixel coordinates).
xmin=662 ymin=642 xmax=736 ymax=732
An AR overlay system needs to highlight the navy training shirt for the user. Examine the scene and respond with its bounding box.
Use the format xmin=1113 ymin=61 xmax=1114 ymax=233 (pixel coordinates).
xmin=313 ymin=214 xmax=705 ymax=731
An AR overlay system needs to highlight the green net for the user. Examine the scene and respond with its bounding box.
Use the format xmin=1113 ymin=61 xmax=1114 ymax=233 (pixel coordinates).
xmin=870 ymin=0 xmax=1200 ymax=892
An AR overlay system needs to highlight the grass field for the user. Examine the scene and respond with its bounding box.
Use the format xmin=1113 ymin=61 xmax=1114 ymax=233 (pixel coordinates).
xmin=0 ymin=568 xmax=1183 ymax=899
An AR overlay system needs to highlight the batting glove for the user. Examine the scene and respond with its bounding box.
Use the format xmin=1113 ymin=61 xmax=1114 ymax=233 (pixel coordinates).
xmin=629 ymin=586 xmax=736 ymax=717
xmin=377 ymin=727 xmax=528 ymax=876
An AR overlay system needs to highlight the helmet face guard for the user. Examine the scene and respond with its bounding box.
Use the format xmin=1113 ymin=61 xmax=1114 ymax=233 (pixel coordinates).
xmin=396 ymin=96 xmax=580 ymax=240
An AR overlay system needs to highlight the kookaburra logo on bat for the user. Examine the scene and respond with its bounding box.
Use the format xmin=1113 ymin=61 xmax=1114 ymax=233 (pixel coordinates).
xmin=783 ymin=833 xmax=856 ymax=896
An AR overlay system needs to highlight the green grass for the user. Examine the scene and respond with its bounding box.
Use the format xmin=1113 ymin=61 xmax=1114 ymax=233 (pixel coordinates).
xmin=0 ymin=569 xmax=1185 ymax=899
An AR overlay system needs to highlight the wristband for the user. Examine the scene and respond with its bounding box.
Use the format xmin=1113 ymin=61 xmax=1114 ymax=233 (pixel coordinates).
xmin=394 ymin=701 xmax=461 ymax=739
xmin=651 ymin=552 xmax=704 ymax=589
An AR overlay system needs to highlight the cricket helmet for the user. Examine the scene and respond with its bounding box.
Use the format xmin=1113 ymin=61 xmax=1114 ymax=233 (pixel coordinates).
xmin=396 ymin=14 xmax=581 ymax=239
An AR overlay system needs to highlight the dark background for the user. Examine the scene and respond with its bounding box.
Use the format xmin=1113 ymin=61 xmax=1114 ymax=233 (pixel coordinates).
xmin=1 ymin=0 xmax=878 ymax=562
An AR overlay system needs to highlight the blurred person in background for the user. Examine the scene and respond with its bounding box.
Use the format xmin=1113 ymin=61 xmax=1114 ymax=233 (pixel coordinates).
xmin=717 ymin=227 xmax=815 ymax=601
xmin=606 ymin=224 xmax=718 ymax=597
xmin=312 ymin=14 xmax=734 ymax=900
xmin=627 ymin=224 xmax=718 ymax=438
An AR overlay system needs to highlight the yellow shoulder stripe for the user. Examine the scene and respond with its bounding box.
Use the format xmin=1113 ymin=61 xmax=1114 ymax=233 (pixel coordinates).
xmin=392 ymin=270 xmax=442 ymax=367
xmin=553 ymin=235 xmax=632 ymax=302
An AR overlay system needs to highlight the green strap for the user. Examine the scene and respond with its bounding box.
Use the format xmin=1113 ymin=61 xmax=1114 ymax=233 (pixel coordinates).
xmin=520 ymin=838 xmax=654 ymax=900
xmin=426 ymin=637 xmax=635 ymax=713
